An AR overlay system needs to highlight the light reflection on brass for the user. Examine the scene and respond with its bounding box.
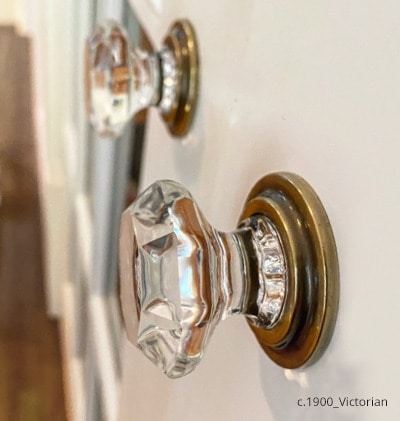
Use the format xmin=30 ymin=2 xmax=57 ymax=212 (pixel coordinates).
xmin=240 ymin=173 xmax=340 ymax=369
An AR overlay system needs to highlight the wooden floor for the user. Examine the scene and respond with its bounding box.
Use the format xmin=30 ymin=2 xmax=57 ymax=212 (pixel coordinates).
xmin=0 ymin=26 xmax=66 ymax=421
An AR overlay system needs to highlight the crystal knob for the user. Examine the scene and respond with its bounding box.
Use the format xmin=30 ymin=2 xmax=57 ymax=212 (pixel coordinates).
xmin=85 ymin=20 xmax=199 ymax=138
xmin=119 ymin=173 xmax=339 ymax=378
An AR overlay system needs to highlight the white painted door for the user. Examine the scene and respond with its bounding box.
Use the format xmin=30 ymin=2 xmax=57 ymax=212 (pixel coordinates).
xmin=56 ymin=0 xmax=400 ymax=419
xmin=112 ymin=1 xmax=400 ymax=420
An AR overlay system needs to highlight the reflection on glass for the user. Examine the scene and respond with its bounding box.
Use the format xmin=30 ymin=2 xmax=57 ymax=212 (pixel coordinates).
xmin=120 ymin=181 xmax=287 ymax=378
xmin=86 ymin=21 xmax=160 ymax=138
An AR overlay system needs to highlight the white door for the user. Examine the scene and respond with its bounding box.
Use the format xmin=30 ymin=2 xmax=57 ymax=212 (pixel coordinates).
xmin=113 ymin=1 xmax=400 ymax=420
xmin=61 ymin=0 xmax=400 ymax=420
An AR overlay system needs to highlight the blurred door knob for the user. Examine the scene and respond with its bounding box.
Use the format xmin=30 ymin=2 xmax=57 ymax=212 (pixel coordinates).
xmin=85 ymin=20 xmax=199 ymax=138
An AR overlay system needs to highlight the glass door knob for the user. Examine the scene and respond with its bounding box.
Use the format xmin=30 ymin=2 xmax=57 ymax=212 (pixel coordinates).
xmin=85 ymin=20 xmax=199 ymax=138
xmin=119 ymin=173 xmax=339 ymax=378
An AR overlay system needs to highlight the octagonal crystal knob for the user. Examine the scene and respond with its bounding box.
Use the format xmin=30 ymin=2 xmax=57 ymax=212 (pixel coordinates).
xmin=119 ymin=173 xmax=339 ymax=378
xmin=85 ymin=19 xmax=199 ymax=138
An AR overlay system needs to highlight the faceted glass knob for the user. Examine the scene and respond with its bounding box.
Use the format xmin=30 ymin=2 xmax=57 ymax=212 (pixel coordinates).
xmin=85 ymin=20 xmax=199 ymax=138
xmin=119 ymin=173 xmax=339 ymax=378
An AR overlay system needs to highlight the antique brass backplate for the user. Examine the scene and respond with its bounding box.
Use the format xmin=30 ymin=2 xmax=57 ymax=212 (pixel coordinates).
xmin=239 ymin=172 xmax=340 ymax=368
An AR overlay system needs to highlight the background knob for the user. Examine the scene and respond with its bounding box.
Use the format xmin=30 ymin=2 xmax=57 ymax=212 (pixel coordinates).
xmin=85 ymin=20 xmax=199 ymax=138
xmin=119 ymin=173 xmax=339 ymax=378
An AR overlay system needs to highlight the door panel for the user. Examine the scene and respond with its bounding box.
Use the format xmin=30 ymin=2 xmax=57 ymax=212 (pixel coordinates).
xmin=117 ymin=1 xmax=400 ymax=420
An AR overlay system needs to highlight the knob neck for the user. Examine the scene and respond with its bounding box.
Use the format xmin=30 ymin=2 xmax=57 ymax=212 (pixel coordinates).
xmin=218 ymin=216 xmax=287 ymax=327
xmin=130 ymin=50 xmax=161 ymax=111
